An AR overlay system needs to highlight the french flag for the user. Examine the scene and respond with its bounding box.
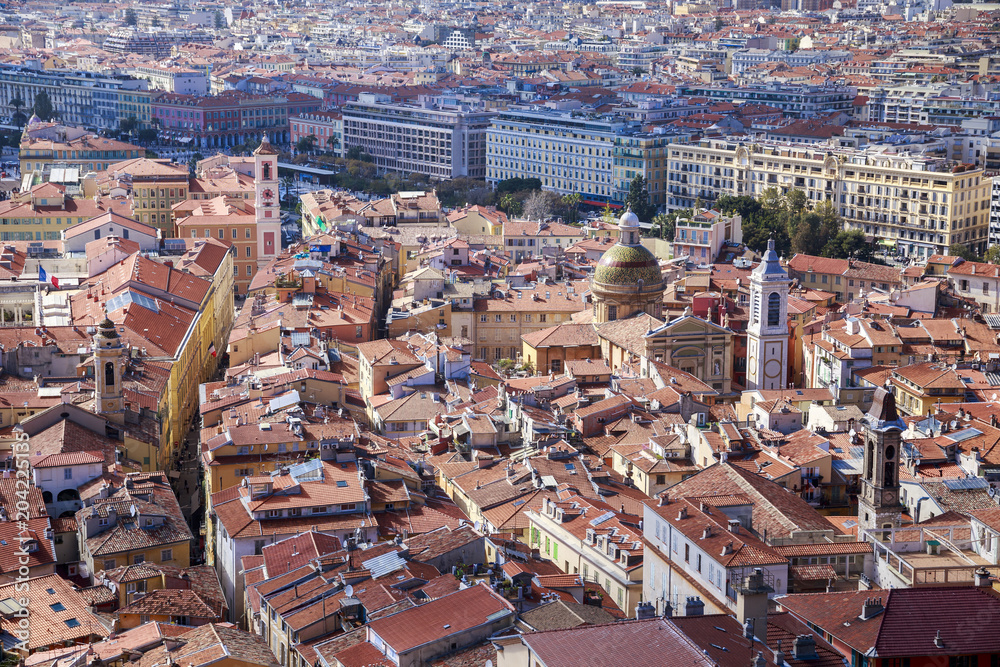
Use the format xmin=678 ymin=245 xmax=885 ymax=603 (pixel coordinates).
xmin=39 ymin=267 xmax=59 ymax=289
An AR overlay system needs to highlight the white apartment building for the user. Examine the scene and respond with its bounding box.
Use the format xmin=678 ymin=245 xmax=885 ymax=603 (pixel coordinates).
xmin=643 ymin=497 xmax=788 ymax=617
xmin=341 ymin=93 xmax=495 ymax=180
xmin=130 ymin=64 xmax=208 ymax=95
xmin=486 ymin=104 xmax=634 ymax=207
xmin=989 ymin=176 xmax=1000 ymax=247
xmin=665 ymin=138 xmax=991 ymax=258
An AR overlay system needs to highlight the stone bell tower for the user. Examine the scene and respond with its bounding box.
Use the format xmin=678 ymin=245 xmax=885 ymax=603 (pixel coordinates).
xmin=93 ymin=316 xmax=125 ymax=425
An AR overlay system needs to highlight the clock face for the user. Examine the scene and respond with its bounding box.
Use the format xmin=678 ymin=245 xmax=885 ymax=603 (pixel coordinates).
xmin=262 ymin=188 xmax=274 ymax=201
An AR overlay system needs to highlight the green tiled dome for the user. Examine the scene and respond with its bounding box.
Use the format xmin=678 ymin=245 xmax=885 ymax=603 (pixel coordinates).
xmin=594 ymin=243 xmax=662 ymax=287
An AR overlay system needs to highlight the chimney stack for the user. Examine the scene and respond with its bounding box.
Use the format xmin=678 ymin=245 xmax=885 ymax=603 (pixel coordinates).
xmin=635 ymin=601 xmax=656 ymax=620
xmin=860 ymin=596 xmax=884 ymax=620
xmin=684 ymin=596 xmax=705 ymax=617
xmin=792 ymin=635 xmax=818 ymax=660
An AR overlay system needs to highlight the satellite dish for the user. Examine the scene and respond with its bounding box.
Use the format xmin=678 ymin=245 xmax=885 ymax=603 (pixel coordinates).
xmin=474 ymin=521 xmax=482 ymax=532
xmin=486 ymin=661 xmax=493 ymax=667
xmin=345 ymin=584 xmax=354 ymax=597
xmin=992 ymin=393 xmax=998 ymax=402
xmin=989 ymin=487 xmax=997 ymax=498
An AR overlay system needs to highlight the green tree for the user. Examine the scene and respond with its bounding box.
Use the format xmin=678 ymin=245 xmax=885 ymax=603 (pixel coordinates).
xmin=213 ymin=10 xmax=225 ymax=28
xmin=561 ymin=192 xmax=582 ymax=224
xmin=716 ymin=194 xmax=763 ymax=219
xmin=137 ymin=127 xmax=159 ymax=144
xmin=984 ymin=244 xmax=1000 ymax=264
xmin=652 ymin=211 xmax=683 ymax=241
xmin=118 ymin=116 xmax=139 ymax=139
xmin=32 ymin=91 xmax=54 ymax=122
xmin=326 ymin=134 xmax=340 ymax=155
xmin=150 ymin=16 xmax=162 ymax=28
xmin=8 ymin=97 xmax=26 ymax=127
xmin=601 ymin=203 xmax=616 ymax=224
xmin=631 ymin=66 xmax=645 ymax=76
xmin=124 ymin=7 xmax=137 ymax=25
xmin=187 ymin=152 xmax=204 ymax=177
xmin=624 ymin=175 xmax=656 ymax=222
xmin=499 ymin=192 xmax=522 ymax=218
xmin=821 ymin=230 xmax=877 ymax=263
xmin=791 ymin=212 xmax=826 ymax=256
xmin=496 ymin=177 xmax=541 ymax=194
xmin=296 ymin=134 xmax=317 ymax=155
xmin=345 ymin=145 xmax=372 ymax=162
xmin=948 ymin=243 xmax=978 ymax=261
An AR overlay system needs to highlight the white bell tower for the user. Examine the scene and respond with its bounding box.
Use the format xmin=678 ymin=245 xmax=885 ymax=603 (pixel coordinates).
xmin=254 ymin=135 xmax=281 ymax=267
xmin=746 ymin=238 xmax=790 ymax=391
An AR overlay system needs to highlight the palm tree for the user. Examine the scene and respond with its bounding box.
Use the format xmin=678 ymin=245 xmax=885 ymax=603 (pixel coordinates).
xmin=326 ymin=134 xmax=340 ymax=156
xmin=9 ymin=97 xmax=26 ymax=127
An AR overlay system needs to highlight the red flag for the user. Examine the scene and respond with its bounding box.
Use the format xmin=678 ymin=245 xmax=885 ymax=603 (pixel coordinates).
xmin=50 ymin=275 xmax=59 ymax=289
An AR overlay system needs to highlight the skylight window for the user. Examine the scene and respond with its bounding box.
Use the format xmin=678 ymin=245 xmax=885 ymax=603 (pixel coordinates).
xmin=50 ymin=603 xmax=66 ymax=612
xmin=64 ymin=618 xmax=81 ymax=628
xmin=106 ymin=290 xmax=159 ymax=314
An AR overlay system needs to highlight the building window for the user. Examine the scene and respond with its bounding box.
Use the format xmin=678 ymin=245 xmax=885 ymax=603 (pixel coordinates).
xmin=161 ymin=549 xmax=173 ymax=561
xmin=64 ymin=468 xmax=73 ymax=480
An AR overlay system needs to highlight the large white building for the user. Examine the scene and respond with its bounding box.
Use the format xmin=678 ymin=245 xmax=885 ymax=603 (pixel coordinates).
xmin=342 ymin=93 xmax=495 ymax=179
xmin=664 ymin=138 xmax=991 ymax=258
xmin=486 ymin=104 xmax=635 ymax=207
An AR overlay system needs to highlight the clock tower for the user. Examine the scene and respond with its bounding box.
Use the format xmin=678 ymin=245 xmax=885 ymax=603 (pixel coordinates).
xmin=746 ymin=237 xmax=790 ymax=391
xmin=254 ymin=135 xmax=281 ymax=268
xmin=859 ymin=386 xmax=904 ymax=540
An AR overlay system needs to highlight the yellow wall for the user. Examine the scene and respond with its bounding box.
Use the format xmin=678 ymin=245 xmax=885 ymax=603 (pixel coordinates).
xmin=88 ymin=540 xmax=191 ymax=582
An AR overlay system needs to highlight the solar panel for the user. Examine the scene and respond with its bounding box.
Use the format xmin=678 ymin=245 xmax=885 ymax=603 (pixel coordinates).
xmin=589 ymin=511 xmax=615 ymax=527
xmin=944 ymin=477 xmax=989 ymax=491
xmin=948 ymin=427 xmax=983 ymax=443
xmin=362 ymin=551 xmax=406 ymax=579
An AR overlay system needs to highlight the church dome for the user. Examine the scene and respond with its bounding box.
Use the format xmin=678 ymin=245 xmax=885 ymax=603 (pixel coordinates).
xmin=593 ymin=242 xmax=663 ymax=287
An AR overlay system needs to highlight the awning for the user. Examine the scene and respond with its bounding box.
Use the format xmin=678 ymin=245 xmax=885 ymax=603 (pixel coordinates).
xmin=878 ymin=239 xmax=896 ymax=247
xmin=178 ymin=137 xmax=193 ymax=144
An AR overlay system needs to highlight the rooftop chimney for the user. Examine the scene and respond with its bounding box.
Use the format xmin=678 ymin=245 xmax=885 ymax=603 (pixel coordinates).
xmin=792 ymin=635 xmax=818 ymax=660
xmin=860 ymin=597 xmax=884 ymax=620
xmin=974 ymin=566 xmax=992 ymax=588
xmin=684 ymin=596 xmax=705 ymax=617
xmin=635 ymin=601 xmax=656 ymax=620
